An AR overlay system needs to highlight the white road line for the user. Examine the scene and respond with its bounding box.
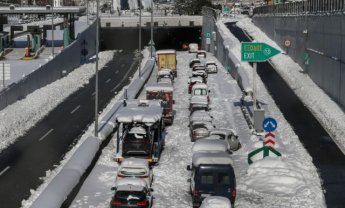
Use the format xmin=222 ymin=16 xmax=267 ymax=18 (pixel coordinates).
xmin=39 ymin=129 xmax=54 ymax=141
xmin=115 ymin=70 xmax=119 ymax=74
xmin=111 ymin=83 xmax=121 ymax=92
xmin=70 ymin=105 xmax=81 ymax=114
xmin=106 ymin=78 xmax=111 ymax=83
xmin=0 ymin=166 xmax=10 ymax=176
xmin=92 ymin=92 xmax=96 ymax=96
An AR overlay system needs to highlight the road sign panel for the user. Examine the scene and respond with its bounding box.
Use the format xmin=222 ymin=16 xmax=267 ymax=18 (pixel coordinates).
xmin=205 ymin=32 xmax=211 ymax=38
xmin=263 ymin=117 xmax=277 ymax=132
xmin=248 ymin=146 xmax=281 ymax=164
xmin=241 ymin=42 xmax=280 ymax=62
xmin=206 ymin=37 xmax=211 ymax=44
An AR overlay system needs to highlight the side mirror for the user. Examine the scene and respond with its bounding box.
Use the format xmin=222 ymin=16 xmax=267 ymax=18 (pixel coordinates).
xmin=111 ymin=187 xmax=116 ymax=191
xmin=186 ymin=165 xmax=192 ymax=171
xmin=187 ymin=178 xmax=191 ymax=182
xmin=150 ymin=188 xmax=154 ymax=192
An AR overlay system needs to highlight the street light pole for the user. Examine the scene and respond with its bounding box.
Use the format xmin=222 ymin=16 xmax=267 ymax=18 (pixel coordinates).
xmin=86 ymin=0 xmax=89 ymax=25
xmin=51 ymin=0 xmax=54 ymax=57
xmin=94 ymin=0 xmax=99 ymax=137
xmin=150 ymin=0 xmax=153 ymax=58
xmin=139 ymin=3 xmax=142 ymax=77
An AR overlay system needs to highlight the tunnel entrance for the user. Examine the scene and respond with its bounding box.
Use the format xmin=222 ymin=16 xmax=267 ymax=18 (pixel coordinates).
xmin=225 ymin=22 xmax=345 ymax=207
xmin=100 ymin=27 xmax=202 ymax=51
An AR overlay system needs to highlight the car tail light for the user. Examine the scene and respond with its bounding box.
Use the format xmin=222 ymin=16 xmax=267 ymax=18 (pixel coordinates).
xmin=136 ymin=200 xmax=148 ymax=206
xmin=193 ymin=190 xmax=200 ymax=198
xmin=231 ymin=190 xmax=236 ymax=198
xmin=111 ymin=200 xmax=122 ymax=206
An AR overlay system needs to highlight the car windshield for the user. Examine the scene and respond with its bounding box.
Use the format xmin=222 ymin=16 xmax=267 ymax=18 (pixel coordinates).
xmin=193 ymin=123 xmax=207 ymax=129
xmin=115 ymin=191 xmax=146 ymax=202
xmin=119 ymin=167 xmax=147 ymax=177
xmin=193 ymin=89 xmax=208 ymax=96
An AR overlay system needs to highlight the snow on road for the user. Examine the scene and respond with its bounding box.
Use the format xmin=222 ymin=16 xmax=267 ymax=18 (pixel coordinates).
xmin=235 ymin=16 xmax=345 ymax=155
xmin=68 ymin=51 xmax=324 ymax=208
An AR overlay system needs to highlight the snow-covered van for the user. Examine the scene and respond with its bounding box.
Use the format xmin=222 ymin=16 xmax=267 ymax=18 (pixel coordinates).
xmin=146 ymin=83 xmax=174 ymax=125
xmin=156 ymin=49 xmax=177 ymax=77
xmin=114 ymin=100 xmax=165 ymax=164
xmin=187 ymin=151 xmax=236 ymax=207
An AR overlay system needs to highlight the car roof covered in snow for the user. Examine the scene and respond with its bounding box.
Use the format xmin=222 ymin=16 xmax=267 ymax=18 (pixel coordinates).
xmin=200 ymin=196 xmax=232 ymax=208
xmin=190 ymin=77 xmax=203 ymax=83
xmin=192 ymin=83 xmax=208 ymax=89
xmin=145 ymin=83 xmax=174 ymax=92
xmin=158 ymin=69 xmax=173 ymax=76
xmin=190 ymin=96 xmax=208 ymax=105
xmin=156 ymin=49 xmax=176 ymax=54
xmin=191 ymin=120 xmax=214 ymax=130
xmin=116 ymin=100 xmax=163 ymax=124
xmin=210 ymin=128 xmax=236 ymax=137
xmin=190 ymin=110 xmax=212 ymax=122
xmin=192 ymin=138 xmax=228 ymax=153
xmin=119 ymin=158 xmax=149 ymax=169
xmin=115 ymin=178 xmax=147 ymax=189
xmin=192 ymin=151 xmax=233 ymax=167
xmin=205 ymin=60 xmax=216 ymax=65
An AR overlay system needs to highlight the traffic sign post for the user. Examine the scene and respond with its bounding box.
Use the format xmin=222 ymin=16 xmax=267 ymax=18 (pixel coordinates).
xmin=0 ymin=63 xmax=10 ymax=89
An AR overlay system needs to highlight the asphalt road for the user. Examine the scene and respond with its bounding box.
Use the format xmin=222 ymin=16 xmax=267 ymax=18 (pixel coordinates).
xmin=0 ymin=51 xmax=139 ymax=208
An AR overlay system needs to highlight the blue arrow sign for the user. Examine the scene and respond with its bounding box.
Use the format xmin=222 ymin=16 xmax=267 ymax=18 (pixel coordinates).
xmin=263 ymin=117 xmax=277 ymax=132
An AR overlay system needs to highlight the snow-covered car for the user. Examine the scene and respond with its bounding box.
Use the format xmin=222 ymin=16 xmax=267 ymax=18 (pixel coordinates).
xmin=187 ymin=152 xmax=236 ymax=207
xmin=191 ymin=70 xmax=208 ymax=83
xmin=189 ymin=58 xmax=201 ymax=68
xmin=157 ymin=69 xmax=174 ymax=84
xmin=192 ymin=65 xmax=207 ymax=72
xmin=192 ymin=137 xmax=229 ymax=153
xmin=190 ymin=120 xmax=215 ymax=142
xmin=189 ymin=110 xmax=213 ymax=126
xmin=209 ymin=129 xmax=241 ymax=152
xmin=189 ymin=43 xmax=199 ymax=53
xmin=188 ymin=77 xmax=204 ymax=94
xmin=196 ymin=50 xmax=207 ymax=58
xmin=189 ymin=95 xmax=209 ymax=111
xmin=200 ymin=196 xmax=232 ymax=208
xmin=110 ymin=178 xmax=154 ymax=208
xmin=190 ymin=103 xmax=210 ymax=115
xmin=116 ymin=158 xmax=153 ymax=186
xmin=205 ymin=61 xmax=218 ymax=74
xmin=191 ymin=83 xmax=210 ymax=102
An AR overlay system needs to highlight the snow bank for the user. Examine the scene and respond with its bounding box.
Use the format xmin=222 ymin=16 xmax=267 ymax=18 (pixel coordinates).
xmin=0 ymin=51 xmax=114 ymax=152
xmin=236 ymin=17 xmax=345 ymax=154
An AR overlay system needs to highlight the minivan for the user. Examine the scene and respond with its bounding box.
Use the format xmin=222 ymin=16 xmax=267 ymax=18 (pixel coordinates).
xmin=187 ymin=152 xmax=236 ymax=207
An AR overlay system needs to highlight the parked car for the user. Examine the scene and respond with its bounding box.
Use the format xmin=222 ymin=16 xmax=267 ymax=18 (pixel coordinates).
xmin=189 ymin=110 xmax=213 ymax=126
xmin=189 ymin=58 xmax=201 ymax=68
xmin=196 ymin=50 xmax=207 ymax=58
xmin=205 ymin=61 xmax=218 ymax=74
xmin=189 ymin=95 xmax=209 ymax=111
xmin=110 ymin=178 xmax=154 ymax=208
xmin=189 ymin=43 xmax=199 ymax=53
xmin=209 ymin=129 xmax=241 ymax=152
xmin=188 ymin=77 xmax=204 ymax=94
xmin=190 ymin=120 xmax=215 ymax=142
xmin=191 ymin=71 xmax=208 ymax=83
xmin=187 ymin=152 xmax=236 ymax=207
xmin=192 ymin=137 xmax=229 ymax=154
xmin=116 ymin=158 xmax=153 ymax=186
xmin=157 ymin=69 xmax=174 ymax=84
xmin=200 ymin=196 xmax=232 ymax=208
xmin=190 ymin=103 xmax=210 ymax=115
xmin=191 ymin=83 xmax=210 ymax=103
xmin=192 ymin=65 xmax=207 ymax=73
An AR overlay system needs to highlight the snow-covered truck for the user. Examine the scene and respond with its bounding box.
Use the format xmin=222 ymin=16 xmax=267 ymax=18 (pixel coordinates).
xmin=156 ymin=49 xmax=177 ymax=77
xmin=114 ymin=100 xmax=165 ymax=164
xmin=146 ymin=83 xmax=174 ymax=125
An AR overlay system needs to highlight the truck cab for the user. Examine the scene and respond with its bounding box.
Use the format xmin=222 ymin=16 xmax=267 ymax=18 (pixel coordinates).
xmin=146 ymin=83 xmax=174 ymax=125
xmin=187 ymin=152 xmax=236 ymax=207
xmin=115 ymin=100 xmax=165 ymax=164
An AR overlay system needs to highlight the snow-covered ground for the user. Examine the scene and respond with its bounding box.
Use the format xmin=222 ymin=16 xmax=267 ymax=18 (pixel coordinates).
xmin=234 ymin=16 xmax=345 ymax=156
xmin=66 ymin=51 xmax=325 ymax=207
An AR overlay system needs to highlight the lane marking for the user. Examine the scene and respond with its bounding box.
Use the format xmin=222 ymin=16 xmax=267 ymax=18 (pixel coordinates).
xmin=0 ymin=166 xmax=10 ymax=176
xmin=70 ymin=105 xmax=81 ymax=114
xmin=92 ymin=92 xmax=96 ymax=96
xmin=115 ymin=70 xmax=119 ymax=74
xmin=39 ymin=129 xmax=54 ymax=141
xmin=106 ymin=78 xmax=111 ymax=83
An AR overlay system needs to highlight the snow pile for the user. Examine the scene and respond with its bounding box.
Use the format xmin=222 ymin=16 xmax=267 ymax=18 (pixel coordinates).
xmin=235 ymin=17 xmax=345 ymax=154
xmin=0 ymin=51 xmax=114 ymax=152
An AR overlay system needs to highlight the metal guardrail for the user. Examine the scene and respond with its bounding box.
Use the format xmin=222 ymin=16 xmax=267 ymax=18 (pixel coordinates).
xmin=254 ymin=0 xmax=345 ymax=15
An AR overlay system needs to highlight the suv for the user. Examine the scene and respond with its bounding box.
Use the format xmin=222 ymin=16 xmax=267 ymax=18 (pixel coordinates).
xmin=110 ymin=178 xmax=154 ymax=208
xmin=187 ymin=152 xmax=236 ymax=207
xmin=116 ymin=158 xmax=153 ymax=186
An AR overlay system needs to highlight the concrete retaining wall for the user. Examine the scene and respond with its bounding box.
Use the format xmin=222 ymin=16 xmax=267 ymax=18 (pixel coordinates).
xmin=253 ymin=15 xmax=345 ymax=110
xmin=0 ymin=21 xmax=97 ymax=111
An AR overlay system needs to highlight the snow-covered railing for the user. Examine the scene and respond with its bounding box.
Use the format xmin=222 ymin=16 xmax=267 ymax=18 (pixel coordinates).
xmin=30 ymin=58 xmax=155 ymax=208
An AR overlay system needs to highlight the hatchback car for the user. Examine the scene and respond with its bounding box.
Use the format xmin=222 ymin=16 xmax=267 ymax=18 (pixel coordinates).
xmin=209 ymin=129 xmax=241 ymax=152
xmin=190 ymin=121 xmax=215 ymax=142
xmin=116 ymin=158 xmax=153 ymax=186
xmin=205 ymin=61 xmax=218 ymax=74
xmin=110 ymin=178 xmax=153 ymax=208
xmin=188 ymin=77 xmax=204 ymax=94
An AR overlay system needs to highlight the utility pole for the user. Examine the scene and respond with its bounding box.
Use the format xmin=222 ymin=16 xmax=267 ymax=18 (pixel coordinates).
xmin=86 ymin=0 xmax=89 ymax=24
xmin=150 ymin=0 xmax=153 ymax=58
xmin=138 ymin=2 xmax=142 ymax=77
xmin=94 ymin=0 xmax=99 ymax=137
xmin=51 ymin=0 xmax=54 ymax=57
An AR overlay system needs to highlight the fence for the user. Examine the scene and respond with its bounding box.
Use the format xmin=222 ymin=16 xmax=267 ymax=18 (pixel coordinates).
xmin=254 ymin=0 xmax=345 ymax=15
xmin=0 ymin=21 xmax=96 ymax=111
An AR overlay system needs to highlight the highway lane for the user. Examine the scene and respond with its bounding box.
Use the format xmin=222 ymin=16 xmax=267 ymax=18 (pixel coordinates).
xmin=0 ymin=51 xmax=139 ymax=208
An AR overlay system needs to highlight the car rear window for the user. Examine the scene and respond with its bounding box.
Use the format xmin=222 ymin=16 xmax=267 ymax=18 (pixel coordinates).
xmin=218 ymin=173 xmax=230 ymax=185
xmin=119 ymin=167 xmax=147 ymax=177
xmin=115 ymin=191 xmax=146 ymax=202
xmin=201 ymin=173 xmax=214 ymax=184
xmin=193 ymin=89 xmax=208 ymax=96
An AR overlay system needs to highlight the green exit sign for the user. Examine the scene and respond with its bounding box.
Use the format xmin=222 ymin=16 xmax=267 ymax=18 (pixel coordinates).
xmin=241 ymin=42 xmax=280 ymax=62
